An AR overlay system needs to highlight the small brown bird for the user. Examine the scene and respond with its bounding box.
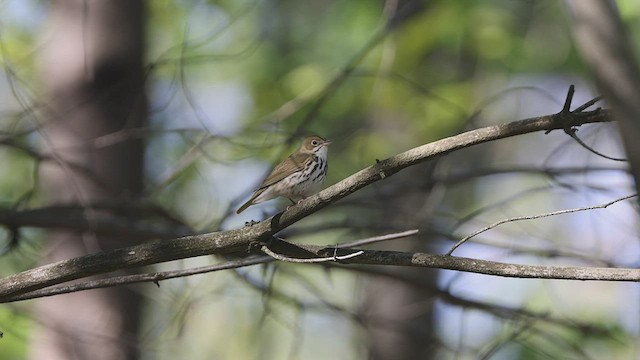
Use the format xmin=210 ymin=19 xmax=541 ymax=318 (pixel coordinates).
xmin=236 ymin=136 xmax=331 ymax=214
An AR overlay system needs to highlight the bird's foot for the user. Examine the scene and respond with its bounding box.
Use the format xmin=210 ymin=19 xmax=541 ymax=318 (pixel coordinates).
xmin=244 ymin=220 xmax=259 ymax=227
xmin=285 ymin=198 xmax=304 ymax=211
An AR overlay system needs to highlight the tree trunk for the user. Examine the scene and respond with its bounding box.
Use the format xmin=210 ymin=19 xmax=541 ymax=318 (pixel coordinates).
xmin=565 ymin=0 xmax=640 ymax=198
xmin=31 ymin=1 xmax=146 ymax=359
xmin=362 ymin=165 xmax=439 ymax=359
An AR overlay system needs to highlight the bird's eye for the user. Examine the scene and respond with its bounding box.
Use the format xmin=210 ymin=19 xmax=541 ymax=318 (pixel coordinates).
xmin=311 ymin=140 xmax=319 ymax=146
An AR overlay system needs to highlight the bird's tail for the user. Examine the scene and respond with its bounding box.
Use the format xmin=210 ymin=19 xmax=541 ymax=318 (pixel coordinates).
xmin=236 ymin=199 xmax=253 ymax=214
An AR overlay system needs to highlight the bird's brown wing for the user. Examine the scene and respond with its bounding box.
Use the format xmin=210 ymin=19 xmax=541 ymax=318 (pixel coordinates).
xmin=256 ymin=152 xmax=310 ymax=190
xmin=236 ymin=153 xmax=310 ymax=214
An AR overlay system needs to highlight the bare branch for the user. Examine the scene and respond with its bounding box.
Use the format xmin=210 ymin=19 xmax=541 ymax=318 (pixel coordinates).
xmin=0 ymin=106 xmax=613 ymax=300
xmin=446 ymin=193 xmax=637 ymax=255
xmin=3 ymin=256 xmax=274 ymax=303
xmin=261 ymin=245 xmax=364 ymax=263
xmin=336 ymin=229 xmax=419 ymax=248
xmin=439 ymin=291 xmax=613 ymax=337
xmin=0 ymin=230 xmax=414 ymax=302
xmin=546 ymin=86 xmax=624 ymax=161
xmin=4 ymin=232 xmax=640 ymax=303
xmin=5 ymin=244 xmax=640 ymax=304
xmin=289 ymin=242 xmax=640 ymax=282
xmin=0 ymin=205 xmax=192 ymax=240
xmin=564 ymin=128 xmax=626 ymax=162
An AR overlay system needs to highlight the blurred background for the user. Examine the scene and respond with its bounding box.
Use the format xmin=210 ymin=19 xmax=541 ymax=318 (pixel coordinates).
xmin=0 ymin=0 xmax=639 ymax=359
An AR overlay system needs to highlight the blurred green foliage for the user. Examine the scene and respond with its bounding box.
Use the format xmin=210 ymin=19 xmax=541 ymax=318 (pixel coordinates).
xmin=0 ymin=305 xmax=31 ymax=360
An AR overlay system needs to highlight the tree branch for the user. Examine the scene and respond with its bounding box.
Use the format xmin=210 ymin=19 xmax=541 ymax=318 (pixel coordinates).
xmin=446 ymin=193 xmax=637 ymax=255
xmin=4 ymin=241 xmax=640 ymax=303
xmin=273 ymin=241 xmax=640 ymax=282
xmin=0 ymin=205 xmax=192 ymax=240
xmin=0 ymin=103 xmax=613 ymax=300
xmin=3 ymin=256 xmax=274 ymax=302
xmin=261 ymin=245 xmax=365 ymax=263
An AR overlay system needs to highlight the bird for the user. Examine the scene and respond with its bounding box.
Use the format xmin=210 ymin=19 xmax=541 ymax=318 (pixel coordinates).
xmin=236 ymin=135 xmax=331 ymax=214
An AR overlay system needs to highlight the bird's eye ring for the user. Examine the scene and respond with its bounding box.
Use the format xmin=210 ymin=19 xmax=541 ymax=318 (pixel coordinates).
xmin=311 ymin=140 xmax=319 ymax=146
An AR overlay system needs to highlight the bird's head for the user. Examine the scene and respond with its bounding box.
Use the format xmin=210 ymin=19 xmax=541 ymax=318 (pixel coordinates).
xmin=300 ymin=135 xmax=331 ymax=156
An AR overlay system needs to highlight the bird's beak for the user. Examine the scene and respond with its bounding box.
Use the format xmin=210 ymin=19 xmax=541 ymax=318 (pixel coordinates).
xmin=324 ymin=139 xmax=332 ymax=145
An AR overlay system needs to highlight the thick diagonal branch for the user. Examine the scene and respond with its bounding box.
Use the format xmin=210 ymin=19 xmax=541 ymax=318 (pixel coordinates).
xmin=0 ymin=108 xmax=611 ymax=299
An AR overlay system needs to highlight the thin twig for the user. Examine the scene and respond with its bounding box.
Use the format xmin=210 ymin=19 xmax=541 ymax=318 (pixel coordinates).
xmin=565 ymin=129 xmax=627 ymax=162
xmin=261 ymin=246 xmax=364 ymax=263
xmin=336 ymin=229 xmax=419 ymax=248
xmin=573 ymin=96 xmax=602 ymax=113
xmin=446 ymin=193 xmax=637 ymax=255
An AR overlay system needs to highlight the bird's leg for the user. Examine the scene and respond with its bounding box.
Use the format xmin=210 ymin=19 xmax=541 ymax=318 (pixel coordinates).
xmin=285 ymin=197 xmax=303 ymax=211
